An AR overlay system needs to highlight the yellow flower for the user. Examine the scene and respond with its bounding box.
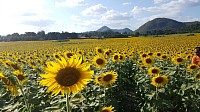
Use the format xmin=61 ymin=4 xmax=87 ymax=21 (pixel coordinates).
xmin=93 ymin=55 xmax=107 ymax=68
xmin=143 ymin=57 xmax=154 ymax=66
xmin=101 ymin=105 xmax=115 ymax=112
xmin=148 ymin=67 xmax=161 ymax=76
xmin=39 ymin=55 xmax=93 ymax=96
xmin=0 ymin=72 xmax=19 ymax=95
xmin=100 ymin=71 xmax=118 ymax=87
xmin=172 ymin=57 xmax=185 ymax=65
xmin=187 ymin=64 xmax=199 ymax=72
xmin=151 ymin=75 xmax=169 ymax=87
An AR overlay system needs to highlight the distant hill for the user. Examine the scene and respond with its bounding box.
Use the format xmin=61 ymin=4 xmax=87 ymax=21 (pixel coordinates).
xmin=134 ymin=18 xmax=200 ymax=34
xmin=135 ymin=18 xmax=185 ymax=34
xmin=96 ymin=26 xmax=133 ymax=34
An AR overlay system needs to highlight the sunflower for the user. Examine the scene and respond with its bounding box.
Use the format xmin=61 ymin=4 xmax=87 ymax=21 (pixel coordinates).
xmin=112 ymin=53 xmax=119 ymax=62
xmin=172 ymin=57 xmax=185 ymax=65
xmin=143 ymin=57 xmax=154 ymax=66
xmin=39 ymin=55 xmax=93 ymax=96
xmin=160 ymin=54 xmax=168 ymax=60
xmin=148 ymin=67 xmax=161 ymax=75
xmin=92 ymin=55 xmax=107 ymax=68
xmin=151 ymin=75 xmax=168 ymax=87
xmin=94 ymin=75 xmax=102 ymax=85
xmin=63 ymin=51 xmax=74 ymax=59
xmin=194 ymin=73 xmax=200 ymax=80
xmin=95 ymin=47 xmax=104 ymax=54
xmin=100 ymin=106 xmax=115 ymax=112
xmin=0 ymin=72 xmax=19 ymax=95
xmin=13 ymin=70 xmax=26 ymax=83
xmin=187 ymin=64 xmax=199 ymax=72
xmin=100 ymin=71 xmax=118 ymax=87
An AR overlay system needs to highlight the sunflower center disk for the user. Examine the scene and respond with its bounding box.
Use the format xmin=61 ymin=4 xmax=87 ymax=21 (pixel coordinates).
xmin=96 ymin=59 xmax=104 ymax=65
xmin=103 ymin=74 xmax=113 ymax=82
xmin=190 ymin=65 xmax=196 ymax=69
xmin=177 ymin=58 xmax=183 ymax=62
xmin=152 ymin=69 xmax=158 ymax=74
xmin=146 ymin=59 xmax=152 ymax=63
xmin=155 ymin=77 xmax=164 ymax=83
xmin=56 ymin=68 xmax=80 ymax=86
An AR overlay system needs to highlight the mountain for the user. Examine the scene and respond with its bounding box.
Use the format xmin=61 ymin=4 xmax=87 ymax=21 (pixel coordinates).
xmin=96 ymin=26 xmax=133 ymax=33
xmin=134 ymin=18 xmax=200 ymax=34
xmin=135 ymin=18 xmax=185 ymax=34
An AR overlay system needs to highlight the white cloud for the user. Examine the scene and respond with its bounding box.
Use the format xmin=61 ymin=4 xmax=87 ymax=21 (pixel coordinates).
xmin=82 ymin=4 xmax=108 ymax=16
xmin=102 ymin=10 xmax=133 ymax=20
xmin=153 ymin=0 xmax=168 ymax=4
xmin=55 ymin=0 xmax=85 ymax=7
xmin=122 ymin=2 xmax=132 ymax=5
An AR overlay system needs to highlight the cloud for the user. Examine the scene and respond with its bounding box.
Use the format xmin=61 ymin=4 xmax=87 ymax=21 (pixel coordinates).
xmin=55 ymin=0 xmax=85 ymax=7
xmin=82 ymin=4 xmax=108 ymax=16
xmin=102 ymin=10 xmax=133 ymax=20
xmin=153 ymin=0 xmax=168 ymax=4
xmin=22 ymin=19 xmax=55 ymax=27
xmin=122 ymin=2 xmax=132 ymax=5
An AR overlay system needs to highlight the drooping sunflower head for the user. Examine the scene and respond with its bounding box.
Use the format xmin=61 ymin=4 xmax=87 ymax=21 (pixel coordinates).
xmin=13 ymin=70 xmax=26 ymax=82
xmin=39 ymin=55 xmax=94 ymax=96
xmin=0 ymin=72 xmax=19 ymax=95
xmin=148 ymin=67 xmax=161 ymax=75
xmin=151 ymin=75 xmax=169 ymax=87
xmin=100 ymin=71 xmax=118 ymax=87
xmin=92 ymin=55 xmax=107 ymax=68
xmin=187 ymin=64 xmax=199 ymax=72
xmin=100 ymin=106 xmax=115 ymax=112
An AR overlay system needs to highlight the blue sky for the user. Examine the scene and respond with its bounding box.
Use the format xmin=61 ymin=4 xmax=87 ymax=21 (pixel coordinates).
xmin=0 ymin=0 xmax=200 ymax=35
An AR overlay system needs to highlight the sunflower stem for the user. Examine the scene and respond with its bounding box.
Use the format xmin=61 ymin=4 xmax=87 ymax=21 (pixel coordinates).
xmin=66 ymin=92 xmax=71 ymax=112
xmin=19 ymin=85 xmax=31 ymax=112
xmin=155 ymin=87 xmax=158 ymax=100
xmin=104 ymin=87 xmax=106 ymax=105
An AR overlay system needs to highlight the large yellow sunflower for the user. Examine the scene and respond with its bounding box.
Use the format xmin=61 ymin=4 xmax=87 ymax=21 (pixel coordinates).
xmin=151 ymin=75 xmax=169 ymax=87
xmin=100 ymin=71 xmax=118 ymax=87
xmin=39 ymin=55 xmax=94 ymax=96
xmin=92 ymin=55 xmax=107 ymax=68
xmin=100 ymin=106 xmax=115 ymax=112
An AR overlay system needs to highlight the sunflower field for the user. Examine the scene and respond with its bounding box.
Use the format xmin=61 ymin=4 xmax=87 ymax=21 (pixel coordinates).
xmin=0 ymin=34 xmax=200 ymax=112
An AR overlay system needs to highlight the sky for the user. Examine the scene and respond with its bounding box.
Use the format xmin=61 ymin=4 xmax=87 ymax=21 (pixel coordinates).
xmin=0 ymin=0 xmax=200 ymax=35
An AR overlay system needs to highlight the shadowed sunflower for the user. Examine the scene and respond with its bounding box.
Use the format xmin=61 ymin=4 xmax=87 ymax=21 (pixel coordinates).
xmin=0 ymin=72 xmax=19 ymax=95
xmin=93 ymin=55 xmax=107 ymax=68
xmin=13 ymin=70 xmax=26 ymax=84
xmin=100 ymin=71 xmax=118 ymax=87
xmin=194 ymin=73 xmax=200 ymax=80
xmin=148 ymin=67 xmax=161 ymax=75
xmin=100 ymin=106 xmax=115 ymax=112
xmin=39 ymin=55 xmax=94 ymax=96
xmin=187 ymin=64 xmax=199 ymax=72
xmin=151 ymin=75 xmax=168 ymax=87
